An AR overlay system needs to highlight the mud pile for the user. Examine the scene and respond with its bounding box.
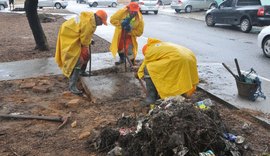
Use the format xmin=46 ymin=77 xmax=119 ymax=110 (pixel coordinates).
xmin=87 ymin=96 xmax=245 ymax=156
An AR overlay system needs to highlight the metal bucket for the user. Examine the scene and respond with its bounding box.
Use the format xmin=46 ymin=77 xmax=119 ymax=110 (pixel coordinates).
xmin=236 ymin=79 xmax=258 ymax=99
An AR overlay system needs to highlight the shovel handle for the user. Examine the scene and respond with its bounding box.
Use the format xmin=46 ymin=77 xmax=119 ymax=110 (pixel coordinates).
xmin=222 ymin=63 xmax=238 ymax=80
xmin=234 ymin=58 xmax=243 ymax=81
xmin=138 ymin=79 xmax=148 ymax=96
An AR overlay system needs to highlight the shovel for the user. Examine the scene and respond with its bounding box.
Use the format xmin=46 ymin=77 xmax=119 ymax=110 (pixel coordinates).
xmin=222 ymin=63 xmax=239 ymax=80
xmin=234 ymin=58 xmax=244 ymax=82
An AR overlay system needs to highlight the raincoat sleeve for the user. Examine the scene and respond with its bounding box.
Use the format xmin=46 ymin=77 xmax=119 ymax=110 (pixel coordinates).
xmin=110 ymin=8 xmax=127 ymax=28
xmin=80 ymin=17 xmax=94 ymax=47
xmin=130 ymin=15 xmax=144 ymax=37
xmin=137 ymin=60 xmax=146 ymax=79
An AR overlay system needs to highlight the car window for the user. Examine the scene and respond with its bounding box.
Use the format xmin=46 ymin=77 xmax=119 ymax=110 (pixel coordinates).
xmin=261 ymin=0 xmax=270 ymax=5
xmin=220 ymin=0 xmax=233 ymax=7
xmin=237 ymin=0 xmax=261 ymax=6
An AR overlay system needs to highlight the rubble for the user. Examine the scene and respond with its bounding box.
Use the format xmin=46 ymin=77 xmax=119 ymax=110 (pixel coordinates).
xmin=87 ymin=96 xmax=247 ymax=156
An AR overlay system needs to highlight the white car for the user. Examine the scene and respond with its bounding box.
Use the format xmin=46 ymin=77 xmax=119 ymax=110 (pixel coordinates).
xmin=38 ymin=0 xmax=68 ymax=9
xmin=0 ymin=0 xmax=8 ymax=10
xmin=88 ymin=0 xmax=117 ymax=7
xmin=258 ymin=26 xmax=270 ymax=58
xmin=137 ymin=0 xmax=159 ymax=14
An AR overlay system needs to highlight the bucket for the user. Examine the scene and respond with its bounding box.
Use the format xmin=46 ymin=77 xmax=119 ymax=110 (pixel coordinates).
xmin=235 ymin=79 xmax=258 ymax=99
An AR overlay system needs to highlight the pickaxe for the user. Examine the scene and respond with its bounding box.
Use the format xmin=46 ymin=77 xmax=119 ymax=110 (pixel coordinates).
xmin=0 ymin=112 xmax=71 ymax=129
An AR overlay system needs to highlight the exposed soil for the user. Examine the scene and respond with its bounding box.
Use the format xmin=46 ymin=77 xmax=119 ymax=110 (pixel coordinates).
xmin=0 ymin=9 xmax=110 ymax=63
xmin=0 ymin=9 xmax=269 ymax=156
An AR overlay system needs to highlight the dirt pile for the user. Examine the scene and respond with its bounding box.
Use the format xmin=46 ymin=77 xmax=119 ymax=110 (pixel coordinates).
xmin=87 ymin=96 xmax=250 ymax=156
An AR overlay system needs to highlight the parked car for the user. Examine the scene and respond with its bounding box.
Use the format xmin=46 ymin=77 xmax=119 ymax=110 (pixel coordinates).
xmin=160 ymin=0 xmax=172 ymax=5
xmin=88 ymin=0 xmax=117 ymax=7
xmin=77 ymin=0 xmax=87 ymax=3
xmin=171 ymin=0 xmax=217 ymax=13
xmin=38 ymin=0 xmax=68 ymax=9
xmin=0 ymin=0 xmax=8 ymax=10
xmin=136 ymin=0 xmax=159 ymax=14
xmin=205 ymin=0 xmax=270 ymax=33
xmin=258 ymin=26 xmax=270 ymax=58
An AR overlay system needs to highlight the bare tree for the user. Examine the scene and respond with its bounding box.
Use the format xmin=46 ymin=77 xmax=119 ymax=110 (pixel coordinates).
xmin=24 ymin=0 xmax=49 ymax=51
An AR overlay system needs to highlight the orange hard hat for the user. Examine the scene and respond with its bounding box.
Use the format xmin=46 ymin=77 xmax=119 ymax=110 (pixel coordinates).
xmin=96 ymin=10 xmax=108 ymax=25
xmin=142 ymin=44 xmax=148 ymax=55
xmin=128 ymin=2 xmax=140 ymax=12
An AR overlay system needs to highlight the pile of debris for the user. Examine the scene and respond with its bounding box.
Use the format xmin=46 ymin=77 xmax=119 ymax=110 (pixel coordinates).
xmin=87 ymin=96 xmax=246 ymax=156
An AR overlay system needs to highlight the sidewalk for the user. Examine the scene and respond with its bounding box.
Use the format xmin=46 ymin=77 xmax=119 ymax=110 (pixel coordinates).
xmin=0 ymin=5 xmax=269 ymax=126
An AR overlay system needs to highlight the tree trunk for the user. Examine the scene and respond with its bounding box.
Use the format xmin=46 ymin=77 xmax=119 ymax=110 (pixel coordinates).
xmin=24 ymin=0 xmax=49 ymax=51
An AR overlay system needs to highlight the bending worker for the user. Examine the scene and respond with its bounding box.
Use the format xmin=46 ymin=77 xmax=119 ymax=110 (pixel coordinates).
xmin=136 ymin=38 xmax=199 ymax=105
xmin=55 ymin=10 xmax=108 ymax=95
xmin=110 ymin=2 xmax=144 ymax=65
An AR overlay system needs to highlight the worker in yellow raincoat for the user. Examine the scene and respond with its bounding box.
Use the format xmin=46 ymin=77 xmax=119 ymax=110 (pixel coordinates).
xmin=110 ymin=2 xmax=144 ymax=65
xmin=136 ymin=38 xmax=199 ymax=106
xmin=55 ymin=10 xmax=108 ymax=95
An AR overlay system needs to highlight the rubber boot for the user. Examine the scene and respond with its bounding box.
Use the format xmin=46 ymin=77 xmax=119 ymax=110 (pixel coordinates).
xmin=115 ymin=53 xmax=125 ymax=65
xmin=143 ymin=77 xmax=159 ymax=106
xmin=69 ymin=68 xmax=83 ymax=95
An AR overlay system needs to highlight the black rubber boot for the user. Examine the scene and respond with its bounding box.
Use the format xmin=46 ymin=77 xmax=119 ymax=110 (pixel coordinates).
xmin=69 ymin=68 xmax=83 ymax=95
xmin=115 ymin=53 xmax=125 ymax=65
xmin=143 ymin=77 xmax=159 ymax=106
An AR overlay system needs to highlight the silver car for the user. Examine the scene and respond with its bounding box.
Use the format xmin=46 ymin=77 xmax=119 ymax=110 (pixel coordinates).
xmin=137 ymin=0 xmax=159 ymax=14
xmin=0 ymin=0 xmax=8 ymax=10
xmin=38 ymin=0 xmax=68 ymax=9
xmin=171 ymin=0 xmax=217 ymax=13
xmin=88 ymin=0 xmax=117 ymax=7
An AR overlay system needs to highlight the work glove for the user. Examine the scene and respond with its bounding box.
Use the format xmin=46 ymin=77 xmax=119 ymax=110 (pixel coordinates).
xmin=122 ymin=17 xmax=133 ymax=32
xmin=121 ymin=18 xmax=131 ymax=28
xmin=123 ymin=25 xmax=131 ymax=32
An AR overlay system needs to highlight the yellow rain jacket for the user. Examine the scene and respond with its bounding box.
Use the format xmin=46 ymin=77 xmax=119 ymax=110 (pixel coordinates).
xmin=138 ymin=39 xmax=199 ymax=99
xmin=110 ymin=7 xmax=144 ymax=59
xmin=55 ymin=12 xmax=96 ymax=78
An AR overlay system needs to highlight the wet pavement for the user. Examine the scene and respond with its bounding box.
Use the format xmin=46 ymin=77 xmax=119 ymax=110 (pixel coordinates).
xmin=0 ymin=5 xmax=269 ymax=126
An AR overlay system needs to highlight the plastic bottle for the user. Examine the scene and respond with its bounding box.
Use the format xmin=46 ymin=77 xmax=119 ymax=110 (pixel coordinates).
xmin=196 ymin=98 xmax=214 ymax=109
xmin=223 ymin=133 xmax=237 ymax=142
xmin=199 ymin=150 xmax=215 ymax=156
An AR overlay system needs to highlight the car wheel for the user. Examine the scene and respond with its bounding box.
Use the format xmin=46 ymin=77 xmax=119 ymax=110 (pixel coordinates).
xmin=206 ymin=14 xmax=215 ymax=26
xmin=0 ymin=4 xmax=4 ymax=10
xmin=145 ymin=11 xmax=149 ymax=14
xmin=262 ymin=36 xmax=270 ymax=58
xmin=154 ymin=11 xmax=158 ymax=14
xmin=39 ymin=7 xmax=43 ymax=9
xmin=209 ymin=3 xmax=217 ymax=9
xmin=89 ymin=4 xmax=92 ymax=7
xmin=62 ymin=6 xmax=66 ymax=9
xmin=240 ymin=18 xmax=252 ymax=33
xmin=92 ymin=2 xmax=98 ymax=7
xmin=111 ymin=2 xmax=117 ymax=7
xmin=185 ymin=5 xmax=192 ymax=13
xmin=175 ymin=9 xmax=181 ymax=13
xmin=55 ymin=3 xmax=62 ymax=9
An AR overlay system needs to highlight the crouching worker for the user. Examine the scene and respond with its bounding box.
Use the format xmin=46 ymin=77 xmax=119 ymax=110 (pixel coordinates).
xmin=55 ymin=10 xmax=108 ymax=95
xmin=110 ymin=2 xmax=144 ymax=65
xmin=136 ymin=38 xmax=199 ymax=106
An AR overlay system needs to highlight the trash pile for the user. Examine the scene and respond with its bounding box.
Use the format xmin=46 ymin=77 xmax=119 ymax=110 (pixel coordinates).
xmin=87 ymin=96 xmax=247 ymax=156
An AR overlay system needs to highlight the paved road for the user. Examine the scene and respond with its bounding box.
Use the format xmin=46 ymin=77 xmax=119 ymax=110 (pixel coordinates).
xmin=67 ymin=2 xmax=270 ymax=80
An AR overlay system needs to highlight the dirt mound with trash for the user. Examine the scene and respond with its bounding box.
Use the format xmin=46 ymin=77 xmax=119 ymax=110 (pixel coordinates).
xmin=87 ymin=96 xmax=251 ymax=156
